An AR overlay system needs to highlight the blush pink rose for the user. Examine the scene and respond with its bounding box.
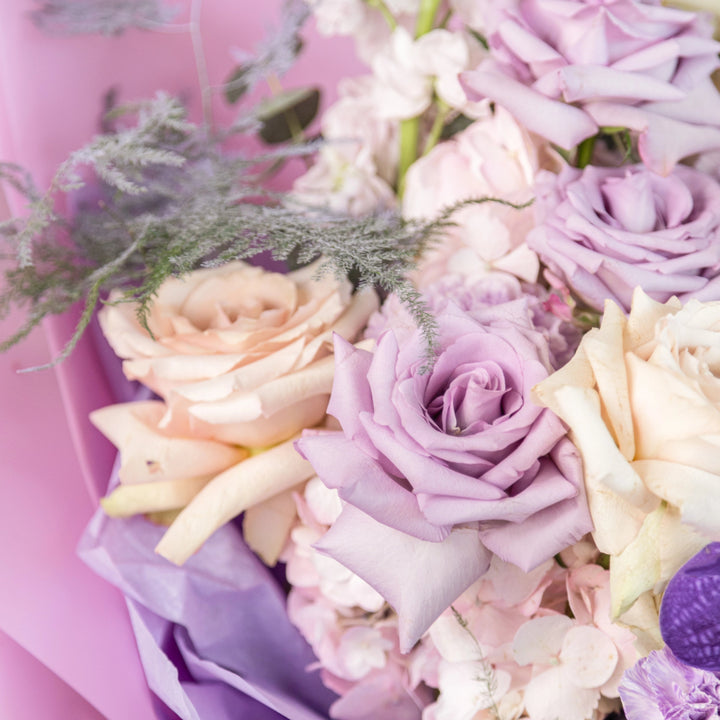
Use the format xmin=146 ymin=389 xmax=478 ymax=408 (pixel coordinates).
xmin=99 ymin=260 xmax=378 ymax=448
xmin=462 ymin=0 xmax=720 ymax=173
xmin=94 ymin=262 xmax=378 ymax=566
xmin=297 ymin=284 xmax=592 ymax=651
xmin=527 ymin=163 xmax=720 ymax=313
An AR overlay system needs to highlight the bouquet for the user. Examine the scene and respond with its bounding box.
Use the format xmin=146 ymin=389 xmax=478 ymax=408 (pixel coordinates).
xmin=3 ymin=0 xmax=720 ymax=718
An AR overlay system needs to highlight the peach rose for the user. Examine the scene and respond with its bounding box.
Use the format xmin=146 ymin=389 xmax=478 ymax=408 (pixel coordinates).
xmin=94 ymin=260 xmax=378 ymax=565
xmin=534 ymin=289 xmax=717 ymax=628
xmin=99 ymin=260 xmax=378 ymax=447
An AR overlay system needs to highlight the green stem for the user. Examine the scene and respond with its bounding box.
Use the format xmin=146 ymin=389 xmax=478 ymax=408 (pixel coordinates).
xmin=575 ymin=135 xmax=596 ymax=169
xmin=397 ymin=118 xmax=420 ymax=199
xmin=396 ymin=0 xmax=443 ymax=196
xmin=421 ymin=99 xmax=449 ymax=157
xmin=414 ymin=0 xmax=442 ymax=37
xmin=365 ymin=0 xmax=397 ymax=29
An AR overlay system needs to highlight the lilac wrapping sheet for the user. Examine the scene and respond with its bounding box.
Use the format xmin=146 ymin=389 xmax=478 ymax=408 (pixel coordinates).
xmin=79 ymin=472 xmax=338 ymax=720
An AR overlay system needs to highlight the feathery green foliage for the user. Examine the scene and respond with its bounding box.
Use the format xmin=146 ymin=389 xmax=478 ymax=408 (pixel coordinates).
xmin=0 ymin=94 xmax=530 ymax=368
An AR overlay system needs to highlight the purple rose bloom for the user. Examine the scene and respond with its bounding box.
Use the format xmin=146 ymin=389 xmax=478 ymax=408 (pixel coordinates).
xmin=619 ymin=647 xmax=720 ymax=720
xmin=660 ymin=543 xmax=720 ymax=672
xmin=297 ymin=287 xmax=592 ymax=652
xmin=462 ymin=0 xmax=720 ymax=173
xmin=527 ymin=164 xmax=720 ymax=313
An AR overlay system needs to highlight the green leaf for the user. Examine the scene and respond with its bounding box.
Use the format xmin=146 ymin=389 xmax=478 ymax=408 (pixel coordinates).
xmin=224 ymin=65 xmax=251 ymax=105
xmin=468 ymin=29 xmax=489 ymax=50
xmin=257 ymin=87 xmax=320 ymax=144
xmin=440 ymin=113 xmax=474 ymax=141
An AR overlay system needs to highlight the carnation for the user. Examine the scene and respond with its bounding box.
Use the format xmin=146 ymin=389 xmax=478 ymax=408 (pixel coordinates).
xmin=619 ymin=647 xmax=720 ymax=720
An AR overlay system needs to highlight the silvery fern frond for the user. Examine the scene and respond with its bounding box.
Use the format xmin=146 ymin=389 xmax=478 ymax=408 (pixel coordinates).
xmin=32 ymin=0 xmax=178 ymax=35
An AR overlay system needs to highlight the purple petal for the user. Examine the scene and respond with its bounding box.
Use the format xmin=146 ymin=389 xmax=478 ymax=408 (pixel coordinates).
xmin=461 ymin=68 xmax=598 ymax=150
xmin=659 ymin=542 xmax=720 ymax=671
xmin=315 ymin=506 xmax=492 ymax=652
xmin=296 ymin=432 xmax=446 ymax=542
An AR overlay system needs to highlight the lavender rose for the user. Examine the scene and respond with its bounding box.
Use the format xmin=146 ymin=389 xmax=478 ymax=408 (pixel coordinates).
xmin=619 ymin=647 xmax=720 ymax=720
xmin=462 ymin=0 xmax=720 ymax=173
xmin=527 ymin=164 xmax=720 ymax=313
xmin=297 ymin=284 xmax=592 ymax=651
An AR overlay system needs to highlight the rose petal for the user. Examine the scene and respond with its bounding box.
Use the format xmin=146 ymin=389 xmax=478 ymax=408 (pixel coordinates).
xmin=315 ymin=505 xmax=492 ymax=652
xmin=461 ymin=69 xmax=598 ymax=150
xmin=155 ymin=437 xmax=315 ymax=565
xmin=90 ymin=401 xmax=246 ymax=483
xmin=101 ymin=475 xmax=213 ymax=517
xmin=243 ymin=488 xmax=299 ymax=566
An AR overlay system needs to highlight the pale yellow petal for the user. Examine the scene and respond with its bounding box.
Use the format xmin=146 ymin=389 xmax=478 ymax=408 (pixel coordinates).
xmin=170 ymin=338 xmax=306 ymax=403
xmin=101 ymin=475 xmax=212 ymax=516
xmin=616 ymin=591 xmax=663 ymax=656
xmin=610 ymin=503 xmax=707 ymax=618
xmin=187 ymin=354 xmax=336 ymax=425
xmin=583 ymin=301 xmax=634 ymax=460
xmin=633 ymin=458 xmax=720 ymax=538
xmin=155 ymin=438 xmax=315 ymax=565
xmin=532 ymin=338 xmax=595 ymax=417
xmin=551 ymin=385 xmax=653 ymax=553
xmin=90 ymin=402 xmax=246 ymax=484
xmin=624 ymin=288 xmax=679 ymax=356
xmin=626 ymin=351 xmax=720 ymax=460
xmin=243 ymin=489 xmax=300 ymax=566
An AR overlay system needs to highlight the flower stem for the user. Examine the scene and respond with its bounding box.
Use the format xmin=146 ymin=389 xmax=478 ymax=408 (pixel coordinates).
xmin=365 ymin=0 xmax=397 ymax=29
xmin=189 ymin=0 xmax=213 ymax=129
xmin=396 ymin=0 xmax=443 ymax=197
xmin=422 ymin=98 xmax=449 ymax=157
xmin=397 ymin=117 xmax=420 ymax=198
xmin=415 ymin=0 xmax=442 ymax=36
xmin=575 ymin=135 xmax=596 ymax=169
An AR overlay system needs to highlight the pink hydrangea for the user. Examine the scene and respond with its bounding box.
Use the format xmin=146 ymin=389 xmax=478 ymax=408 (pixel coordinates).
xmin=404 ymin=107 xmax=541 ymax=288
xmin=282 ymin=478 xmax=432 ymax=720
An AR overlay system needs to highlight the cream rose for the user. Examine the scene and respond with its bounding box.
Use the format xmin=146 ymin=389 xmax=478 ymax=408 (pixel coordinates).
xmin=99 ymin=260 xmax=378 ymax=447
xmin=94 ymin=260 xmax=378 ymax=565
xmin=534 ymin=289 xmax=718 ymax=631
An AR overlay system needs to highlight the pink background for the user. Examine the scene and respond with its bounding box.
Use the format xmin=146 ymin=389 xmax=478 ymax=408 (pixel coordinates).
xmin=0 ymin=3 xmax=361 ymax=717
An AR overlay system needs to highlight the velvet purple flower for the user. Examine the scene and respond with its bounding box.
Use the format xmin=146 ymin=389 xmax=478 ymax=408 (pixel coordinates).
xmin=462 ymin=0 xmax=720 ymax=173
xmin=660 ymin=543 xmax=720 ymax=672
xmin=619 ymin=647 xmax=720 ymax=720
xmin=297 ymin=286 xmax=592 ymax=652
xmin=527 ymin=164 xmax=720 ymax=312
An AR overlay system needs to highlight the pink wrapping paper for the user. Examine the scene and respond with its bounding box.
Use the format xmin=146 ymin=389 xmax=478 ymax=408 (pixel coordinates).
xmin=0 ymin=3 xmax=361 ymax=717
